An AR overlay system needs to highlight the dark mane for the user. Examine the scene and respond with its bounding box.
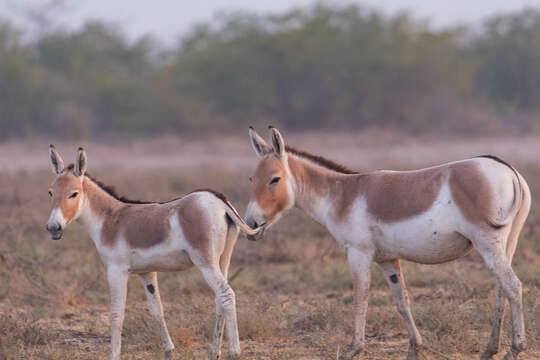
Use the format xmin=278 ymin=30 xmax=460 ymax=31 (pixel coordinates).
xmin=67 ymin=165 xmax=236 ymax=208
xmin=285 ymin=145 xmax=359 ymax=175
xmin=85 ymin=172 xmax=154 ymax=204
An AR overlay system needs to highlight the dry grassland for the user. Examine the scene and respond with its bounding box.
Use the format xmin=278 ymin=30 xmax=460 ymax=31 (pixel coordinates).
xmin=0 ymin=132 xmax=539 ymax=359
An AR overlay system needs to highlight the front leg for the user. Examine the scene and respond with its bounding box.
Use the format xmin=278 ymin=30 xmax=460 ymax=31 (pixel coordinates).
xmin=340 ymin=247 xmax=373 ymax=360
xmin=107 ymin=266 xmax=129 ymax=360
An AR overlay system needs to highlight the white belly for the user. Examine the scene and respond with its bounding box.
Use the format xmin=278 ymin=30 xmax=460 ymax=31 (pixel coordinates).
xmin=370 ymin=184 xmax=472 ymax=264
xmin=129 ymin=246 xmax=194 ymax=273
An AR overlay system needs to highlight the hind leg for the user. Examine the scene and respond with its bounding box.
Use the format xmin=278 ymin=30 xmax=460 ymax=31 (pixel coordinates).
xmin=482 ymin=188 xmax=530 ymax=359
xmin=211 ymin=226 xmax=239 ymax=359
xmin=200 ymin=266 xmax=240 ymax=360
xmin=475 ymin=237 xmax=526 ymax=360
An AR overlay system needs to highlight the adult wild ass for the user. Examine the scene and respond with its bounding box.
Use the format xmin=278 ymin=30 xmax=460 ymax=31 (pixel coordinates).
xmin=46 ymin=145 xmax=262 ymax=360
xmin=245 ymin=127 xmax=531 ymax=360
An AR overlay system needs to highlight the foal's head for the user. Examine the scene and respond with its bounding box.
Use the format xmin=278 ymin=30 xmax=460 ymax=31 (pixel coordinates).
xmin=245 ymin=127 xmax=294 ymax=238
xmin=46 ymin=145 xmax=87 ymax=240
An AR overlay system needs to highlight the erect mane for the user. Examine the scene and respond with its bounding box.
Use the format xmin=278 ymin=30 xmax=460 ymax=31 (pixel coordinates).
xmin=285 ymin=145 xmax=359 ymax=175
xmin=85 ymin=172 xmax=154 ymax=204
xmin=65 ymin=164 xmax=236 ymax=207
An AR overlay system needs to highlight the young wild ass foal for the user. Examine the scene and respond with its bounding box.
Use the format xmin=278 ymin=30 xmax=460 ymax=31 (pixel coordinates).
xmin=245 ymin=127 xmax=531 ymax=360
xmin=45 ymin=145 xmax=262 ymax=360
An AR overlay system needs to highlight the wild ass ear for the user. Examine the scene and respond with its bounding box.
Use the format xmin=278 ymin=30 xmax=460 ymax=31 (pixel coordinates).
xmin=249 ymin=126 xmax=271 ymax=157
xmin=269 ymin=126 xmax=286 ymax=160
xmin=74 ymin=147 xmax=87 ymax=177
xmin=49 ymin=144 xmax=64 ymax=174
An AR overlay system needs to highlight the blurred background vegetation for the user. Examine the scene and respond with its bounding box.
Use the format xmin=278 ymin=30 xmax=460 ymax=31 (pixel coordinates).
xmin=1 ymin=2 xmax=540 ymax=139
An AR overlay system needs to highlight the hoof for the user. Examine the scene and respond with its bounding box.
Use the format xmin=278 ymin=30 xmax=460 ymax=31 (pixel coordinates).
xmin=502 ymin=345 xmax=524 ymax=360
xmin=164 ymin=348 xmax=174 ymax=360
xmin=406 ymin=343 xmax=423 ymax=360
xmin=338 ymin=343 xmax=363 ymax=360
xmin=225 ymin=353 xmax=241 ymax=360
xmin=480 ymin=348 xmax=498 ymax=360
xmin=209 ymin=351 xmax=220 ymax=360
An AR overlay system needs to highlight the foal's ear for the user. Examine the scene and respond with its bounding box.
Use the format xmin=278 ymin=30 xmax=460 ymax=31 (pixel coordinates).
xmin=74 ymin=147 xmax=87 ymax=177
xmin=249 ymin=126 xmax=271 ymax=157
xmin=269 ymin=126 xmax=286 ymax=160
xmin=49 ymin=144 xmax=64 ymax=174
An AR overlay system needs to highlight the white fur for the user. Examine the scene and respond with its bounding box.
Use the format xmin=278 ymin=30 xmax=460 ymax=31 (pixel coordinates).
xmin=47 ymin=207 xmax=66 ymax=229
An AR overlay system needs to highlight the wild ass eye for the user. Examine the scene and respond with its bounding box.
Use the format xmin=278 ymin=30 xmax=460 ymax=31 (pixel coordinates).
xmin=48 ymin=190 xmax=53 ymax=198
xmin=69 ymin=192 xmax=79 ymax=199
xmin=269 ymin=177 xmax=281 ymax=185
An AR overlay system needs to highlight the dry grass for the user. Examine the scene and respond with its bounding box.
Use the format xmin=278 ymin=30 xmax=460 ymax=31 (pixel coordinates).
xmin=0 ymin=134 xmax=539 ymax=359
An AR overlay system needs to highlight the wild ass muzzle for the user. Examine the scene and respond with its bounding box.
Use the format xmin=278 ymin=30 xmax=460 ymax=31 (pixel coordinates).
xmin=244 ymin=127 xmax=531 ymax=360
xmin=46 ymin=145 xmax=262 ymax=360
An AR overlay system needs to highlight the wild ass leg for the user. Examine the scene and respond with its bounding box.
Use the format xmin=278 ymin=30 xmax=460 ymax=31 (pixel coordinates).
xmin=340 ymin=247 xmax=373 ymax=360
xmin=482 ymin=283 xmax=506 ymax=360
xmin=200 ymin=266 xmax=240 ymax=360
xmin=483 ymin=197 xmax=529 ymax=360
xmin=107 ymin=267 xmax=128 ymax=360
xmin=476 ymin=241 xmax=526 ymax=360
xmin=211 ymin=227 xmax=240 ymax=359
xmin=379 ymin=260 xmax=423 ymax=360
xmin=139 ymin=272 xmax=175 ymax=360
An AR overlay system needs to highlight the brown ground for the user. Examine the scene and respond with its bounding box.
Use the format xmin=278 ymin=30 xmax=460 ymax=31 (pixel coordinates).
xmin=0 ymin=132 xmax=539 ymax=360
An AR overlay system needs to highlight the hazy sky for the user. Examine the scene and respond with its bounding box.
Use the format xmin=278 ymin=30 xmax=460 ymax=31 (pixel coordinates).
xmin=2 ymin=0 xmax=540 ymax=44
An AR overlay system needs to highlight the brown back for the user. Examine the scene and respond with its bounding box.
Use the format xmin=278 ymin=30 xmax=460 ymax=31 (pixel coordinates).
xmin=365 ymin=167 xmax=447 ymax=222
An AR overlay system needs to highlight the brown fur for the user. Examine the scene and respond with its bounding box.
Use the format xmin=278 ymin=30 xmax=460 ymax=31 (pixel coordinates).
xmin=100 ymin=202 xmax=175 ymax=248
xmin=287 ymin=155 xmax=363 ymax=221
xmin=176 ymin=195 xmax=212 ymax=262
xmin=76 ymin=174 xmax=230 ymax=249
xmin=50 ymin=172 xmax=83 ymax=223
xmin=365 ymin=168 xmax=446 ymax=222
xmin=449 ymin=161 xmax=496 ymax=228
xmin=251 ymin=156 xmax=291 ymax=221
xmin=285 ymin=151 xmax=506 ymax=225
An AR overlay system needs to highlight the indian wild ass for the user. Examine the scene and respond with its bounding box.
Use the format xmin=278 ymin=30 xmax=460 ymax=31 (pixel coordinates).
xmin=244 ymin=127 xmax=531 ymax=360
xmin=45 ymin=145 xmax=262 ymax=360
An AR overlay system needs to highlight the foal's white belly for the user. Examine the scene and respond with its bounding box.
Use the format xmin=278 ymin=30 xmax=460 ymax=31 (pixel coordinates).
xmin=129 ymin=246 xmax=194 ymax=273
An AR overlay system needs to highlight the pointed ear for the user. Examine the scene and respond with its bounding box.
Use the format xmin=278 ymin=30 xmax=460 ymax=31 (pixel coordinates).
xmin=269 ymin=126 xmax=286 ymax=160
xmin=74 ymin=147 xmax=87 ymax=177
xmin=49 ymin=144 xmax=64 ymax=174
xmin=249 ymin=126 xmax=271 ymax=157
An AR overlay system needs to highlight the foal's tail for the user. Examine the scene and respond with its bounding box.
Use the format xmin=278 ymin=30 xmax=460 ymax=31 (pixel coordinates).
xmin=193 ymin=189 xmax=264 ymax=236
xmin=224 ymin=204 xmax=263 ymax=236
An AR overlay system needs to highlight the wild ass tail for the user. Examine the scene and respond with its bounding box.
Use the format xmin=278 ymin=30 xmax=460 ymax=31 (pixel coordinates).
xmin=224 ymin=204 xmax=263 ymax=236
xmin=192 ymin=189 xmax=263 ymax=236
xmin=477 ymin=155 xmax=523 ymax=229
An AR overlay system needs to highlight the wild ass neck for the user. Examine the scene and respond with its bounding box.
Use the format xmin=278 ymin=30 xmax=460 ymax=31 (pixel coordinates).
xmin=78 ymin=177 xmax=124 ymax=238
xmin=287 ymin=154 xmax=363 ymax=225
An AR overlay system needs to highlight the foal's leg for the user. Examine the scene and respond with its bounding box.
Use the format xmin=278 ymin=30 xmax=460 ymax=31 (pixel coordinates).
xmin=139 ymin=272 xmax=175 ymax=360
xmin=107 ymin=266 xmax=129 ymax=360
xmin=340 ymin=247 xmax=373 ymax=360
xmin=379 ymin=260 xmax=423 ymax=360
xmin=211 ymin=227 xmax=240 ymax=359
xmin=476 ymin=240 xmax=526 ymax=360
xmin=200 ymin=265 xmax=240 ymax=360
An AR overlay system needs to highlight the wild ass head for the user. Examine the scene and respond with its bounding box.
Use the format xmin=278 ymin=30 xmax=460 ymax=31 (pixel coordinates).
xmin=46 ymin=145 xmax=87 ymax=240
xmin=244 ymin=126 xmax=295 ymax=239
